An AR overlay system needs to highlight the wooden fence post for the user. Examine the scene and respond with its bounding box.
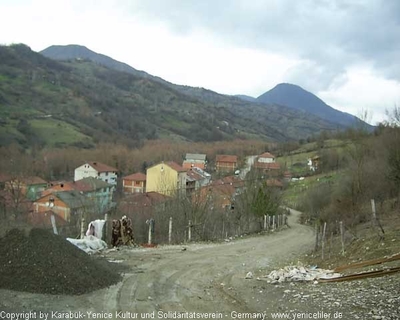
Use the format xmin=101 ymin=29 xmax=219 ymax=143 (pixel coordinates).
xmin=371 ymin=199 xmax=385 ymax=240
xmin=188 ymin=220 xmax=192 ymax=242
xmin=314 ymin=223 xmax=319 ymax=252
xmin=80 ymin=216 xmax=85 ymax=239
xmin=148 ymin=221 xmax=152 ymax=245
xmin=340 ymin=221 xmax=345 ymax=255
xmin=321 ymin=222 xmax=327 ymax=260
xmin=168 ymin=217 xmax=173 ymax=244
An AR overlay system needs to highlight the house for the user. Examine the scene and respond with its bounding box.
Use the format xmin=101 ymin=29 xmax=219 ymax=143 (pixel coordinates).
xmin=70 ymin=177 xmax=114 ymax=214
xmin=215 ymin=155 xmax=238 ymax=172
xmin=257 ymin=152 xmax=276 ymax=163
xmin=119 ymin=192 xmax=169 ymax=217
xmin=34 ymin=190 xmax=87 ymax=222
xmin=146 ymin=162 xmax=187 ymax=197
xmin=182 ymin=153 xmax=207 ymax=170
xmin=254 ymin=152 xmax=281 ymax=176
xmin=42 ymin=177 xmax=114 ymax=214
xmin=197 ymin=180 xmax=236 ymax=211
xmin=5 ymin=176 xmax=48 ymax=201
xmin=308 ymin=155 xmax=320 ymax=171
xmin=194 ymin=175 xmax=243 ymax=212
xmin=74 ymin=161 xmax=118 ymax=185
xmin=186 ymin=167 xmax=212 ymax=196
xmin=122 ymin=173 xmax=147 ymax=194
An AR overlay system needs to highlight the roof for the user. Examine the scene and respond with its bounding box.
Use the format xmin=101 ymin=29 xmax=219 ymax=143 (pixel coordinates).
xmin=41 ymin=182 xmax=75 ymax=196
xmin=211 ymin=175 xmax=245 ymax=188
xmin=266 ymin=179 xmax=284 ymax=188
xmin=119 ymin=192 xmax=169 ymax=213
xmin=186 ymin=170 xmax=204 ymax=182
xmin=71 ymin=177 xmax=112 ymax=192
xmin=86 ymin=161 xmax=117 ymax=173
xmin=166 ymin=161 xmax=186 ymax=172
xmin=55 ymin=190 xmax=87 ymax=209
xmin=123 ymin=172 xmax=147 ymax=181
xmin=185 ymin=153 xmax=207 ymax=161
xmin=186 ymin=167 xmax=211 ymax=181
xmin=216 ymin=155 xmax=238 ymax=163
xmin=259 ymin=152 xmax=275 ymax=159
xmin=18 ymin=176 xmax=47 ymax=185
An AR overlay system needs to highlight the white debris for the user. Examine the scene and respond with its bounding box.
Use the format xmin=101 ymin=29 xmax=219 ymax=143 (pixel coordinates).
xmin=86 ymin=219 xmax=105 ymax=239
xmin=67 ymin=235 xmax=108 ymax=254
xmin=266 ymin=265 xmax=341 ymax=282
xmin=245 ymin=272 xmax=253 ymax=279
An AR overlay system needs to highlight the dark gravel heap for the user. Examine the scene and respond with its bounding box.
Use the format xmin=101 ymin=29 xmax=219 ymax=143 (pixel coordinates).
xmin=0 ymin=228 xmax=121 ymax=295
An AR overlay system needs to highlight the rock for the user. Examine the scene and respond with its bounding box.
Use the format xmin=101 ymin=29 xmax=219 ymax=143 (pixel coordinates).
xmin=245 ymin=272 xmax=253 ymax=279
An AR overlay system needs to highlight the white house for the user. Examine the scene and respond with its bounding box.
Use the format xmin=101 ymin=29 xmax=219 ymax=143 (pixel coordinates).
xmin=74 ymin=161 xmax=118 ymax=185
xmin=257 ymin=152 xmax=276 ymax=163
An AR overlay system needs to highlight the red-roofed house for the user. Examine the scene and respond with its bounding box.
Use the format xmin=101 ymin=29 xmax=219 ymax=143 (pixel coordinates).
xmin=5 ymin=176 xmax=48 ymax=201
xmin=74 ymin=161 xmax=118 ymax=185
xmin=254 ymin=152 xmax=281 ymax=176
xmin=257 ymin=152 xmax=276 ymax=163
xmin=123 ymin=173 xmax=147 ymax=194
xmin=41 ymin=177 xmax=114 ymax=214
xmin=119 ymin=192 xmax=169 ymax=216
xmin=182 ymin=153 xmax=207 ymax=170
xmin=215 ymin=155 xmax=238 ymax=172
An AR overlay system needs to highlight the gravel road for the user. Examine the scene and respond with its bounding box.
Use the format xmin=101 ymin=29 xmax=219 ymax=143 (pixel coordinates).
xmin=6 ymin=209 xmax=375 ymax=319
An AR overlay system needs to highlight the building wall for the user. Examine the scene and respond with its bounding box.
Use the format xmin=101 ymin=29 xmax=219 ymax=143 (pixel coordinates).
xmin=146 ymin=163 xmax=179 ymax=196
xmin=258 ymin=157 xmax=274 ymax=163
xmin=98 ymin=172 xmax=117 ymax=185
xmin=74 ymin=164 xmax=117 ymax=185
xmin=85 ymin=188 xmax=113 ymax=214
xmin=74 ymin=164 xmax=98 ymax=181
xmin=123 ymin=180 xmax=145 ymax=193
xmin=182 ymin=161 xmax=206 ymax=170
xmin=34 ymin=194 xmax=71 ymax=222
xmin=216 ymin=161 xmax=236 ymax=172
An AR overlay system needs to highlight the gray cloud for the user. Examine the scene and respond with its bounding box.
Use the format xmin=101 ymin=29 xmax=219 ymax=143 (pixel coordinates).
xmin=128 ymin=0 xmax=400 ymax=92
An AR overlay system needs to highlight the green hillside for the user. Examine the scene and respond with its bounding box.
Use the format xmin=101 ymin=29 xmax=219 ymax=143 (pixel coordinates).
xmin=0 ymin=44 xmax=343 ymax=148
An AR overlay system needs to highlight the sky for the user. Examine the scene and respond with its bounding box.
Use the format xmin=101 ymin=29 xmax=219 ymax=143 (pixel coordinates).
xmin=1 ymin=0 xmax=400 ymax=124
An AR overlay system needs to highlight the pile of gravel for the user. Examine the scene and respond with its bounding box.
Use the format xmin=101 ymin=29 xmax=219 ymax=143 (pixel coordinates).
xmin=0 ymin=228 xmax=122 ymax=295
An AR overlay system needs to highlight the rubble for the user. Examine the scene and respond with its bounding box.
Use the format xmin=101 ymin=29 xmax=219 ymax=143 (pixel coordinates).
xmin=266 ymin=265 xmax=341 ymax=282
xmin=67 ymin=235 xmax=108 ymax=254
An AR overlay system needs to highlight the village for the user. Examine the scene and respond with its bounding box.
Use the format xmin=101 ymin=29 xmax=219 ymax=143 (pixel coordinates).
xmin=0 ymin=150 xmax=304 ymax=244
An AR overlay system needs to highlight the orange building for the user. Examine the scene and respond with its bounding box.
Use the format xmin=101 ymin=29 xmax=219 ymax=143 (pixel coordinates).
xmin=122 ymin=173 xmax=147 ymax=193
xmin=215 ymin=155 xmax=238 ymax=172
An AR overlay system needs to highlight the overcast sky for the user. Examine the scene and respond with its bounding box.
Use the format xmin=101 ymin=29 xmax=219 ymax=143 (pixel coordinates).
xmin=1 ymin=0 xmax=400 ymax=124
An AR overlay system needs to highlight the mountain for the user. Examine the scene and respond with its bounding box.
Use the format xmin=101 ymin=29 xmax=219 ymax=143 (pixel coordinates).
xmin=41 ymin=45 xmax=153 ymax=79
xmin=234 ymin=95 xmax=257 ymax=102
xmin=256 ymin=83 xmax=365 ymax=128
xmin=0 ymin=44 xmax=348 ymax=149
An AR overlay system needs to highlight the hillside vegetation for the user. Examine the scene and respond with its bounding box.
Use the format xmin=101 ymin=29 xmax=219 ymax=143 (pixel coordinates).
xmin=0 ymin=43 xmax=350 ymax=149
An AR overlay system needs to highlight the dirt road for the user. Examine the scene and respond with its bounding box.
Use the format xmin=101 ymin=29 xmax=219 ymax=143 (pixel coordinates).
xmin=0 ymin=209 xmax=315 ymax=318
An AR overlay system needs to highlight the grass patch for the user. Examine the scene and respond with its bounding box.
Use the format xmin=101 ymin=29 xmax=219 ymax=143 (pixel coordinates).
xmin=29 ymin=118 xmax=92 ymax=146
